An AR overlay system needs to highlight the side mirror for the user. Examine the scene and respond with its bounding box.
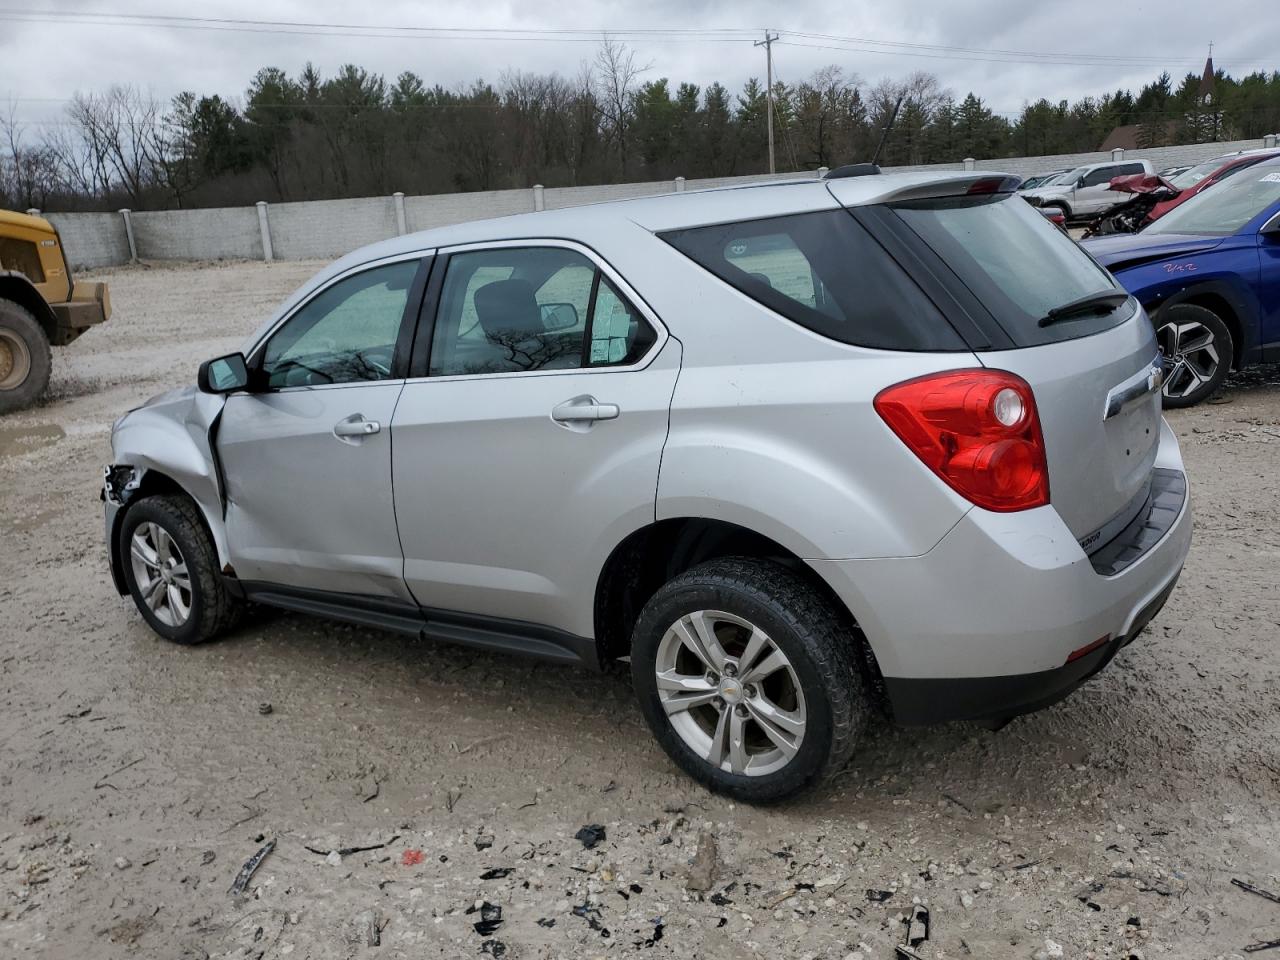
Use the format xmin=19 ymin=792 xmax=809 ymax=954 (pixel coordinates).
xmin=1076 ymin=177 xmax=1087 ymax=188
xmin=197 ymin=352 xmax=249 ymax=394
xmin=1260 ymin=215 xmax=1280 ymax=237
xmin=540 ymin=302 xmax=580 ymax=331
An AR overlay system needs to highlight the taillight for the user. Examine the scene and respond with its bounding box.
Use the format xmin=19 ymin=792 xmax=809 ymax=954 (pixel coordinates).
xmin=874 ymin=370 xmax=1050 ymax=512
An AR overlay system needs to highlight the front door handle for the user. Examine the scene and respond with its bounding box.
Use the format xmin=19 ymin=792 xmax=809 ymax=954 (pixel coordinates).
xmin=333 ymin=415 xmax=381 ymax=438
xmin=552 ymin=396 xmax=620 ymax=423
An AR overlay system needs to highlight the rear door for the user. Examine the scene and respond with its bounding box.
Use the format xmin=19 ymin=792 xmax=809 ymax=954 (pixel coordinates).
xmin=390 ymin=241 xmax=679 ymax=638
xmin=873 ymin=190 xmax=1163 ymax=544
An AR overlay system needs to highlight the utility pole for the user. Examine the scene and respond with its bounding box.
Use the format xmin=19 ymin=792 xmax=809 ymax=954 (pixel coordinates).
xmin=755 ymin=31 xmax=779 ymax=174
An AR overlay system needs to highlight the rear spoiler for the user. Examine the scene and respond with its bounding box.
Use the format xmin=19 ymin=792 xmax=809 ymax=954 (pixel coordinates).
xmin=825 ymin=172 xmax=1022 ymax=207
xmin=872 ymin=175 xmax=1022 ymax=203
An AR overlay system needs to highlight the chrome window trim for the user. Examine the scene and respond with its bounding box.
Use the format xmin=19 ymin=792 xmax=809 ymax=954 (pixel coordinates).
xmin=406 ymin=237 xmax=670 ymax=383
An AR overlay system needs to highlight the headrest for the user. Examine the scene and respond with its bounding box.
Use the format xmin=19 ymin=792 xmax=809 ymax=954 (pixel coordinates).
xmin=474 ymin=278 xmax=541 ymax=339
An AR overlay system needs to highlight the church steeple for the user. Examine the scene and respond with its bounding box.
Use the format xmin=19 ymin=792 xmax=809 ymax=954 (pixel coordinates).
xmin=1198 ymin=44 xmax=1216 ymax=103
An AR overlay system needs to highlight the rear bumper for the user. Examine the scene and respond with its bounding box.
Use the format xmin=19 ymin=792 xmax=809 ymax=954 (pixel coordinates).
xmin=809 ymin=418 xmax=1191 ymax=724
xmin=881 ymin=570 xmax=1179 ymax=724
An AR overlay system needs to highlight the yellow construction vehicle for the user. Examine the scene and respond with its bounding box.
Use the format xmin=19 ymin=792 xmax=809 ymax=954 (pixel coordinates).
xmin=1 ymin=209 xmax=111 ymax=413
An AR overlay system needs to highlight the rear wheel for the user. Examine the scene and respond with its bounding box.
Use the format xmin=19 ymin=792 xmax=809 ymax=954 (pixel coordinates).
xmin=0 ymin=300 xmax=52 ymax=414
xmin=119 ymin=494 xmax=242 ymax=644
xmin=1156 ymin=303 xmax=1232 ymax=408
xmin=630 ymin=558 xmax=868 ymax=803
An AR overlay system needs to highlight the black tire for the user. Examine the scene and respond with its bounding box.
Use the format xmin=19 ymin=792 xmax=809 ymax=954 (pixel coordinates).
xmin=1156 ymin=303 xmax=1233 ymax=408
xmin=0 ymin=299 xmax=52 ymax=415
xmin=118 ymin=494 xmax=242 ymax=644
xmin=630 ymin=558 xmax=869 ymax=804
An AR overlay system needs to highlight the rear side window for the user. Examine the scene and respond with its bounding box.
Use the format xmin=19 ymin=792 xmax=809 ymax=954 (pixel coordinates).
xmin=660 ymin=210 xmax=964 ymax=351
xmin=892 ymin=194 xmax=1129 ymax=346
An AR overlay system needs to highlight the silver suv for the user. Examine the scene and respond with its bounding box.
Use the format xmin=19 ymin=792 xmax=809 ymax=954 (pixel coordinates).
xmin=103 ymin=171 xmax=1191 ymax=802
xmin=1022 ymin=159 xmax=1156 ymax=218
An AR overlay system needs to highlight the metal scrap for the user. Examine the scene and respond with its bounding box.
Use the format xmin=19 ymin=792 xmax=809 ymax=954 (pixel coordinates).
xmin=229 ymin=838 xmax=275 ymax=897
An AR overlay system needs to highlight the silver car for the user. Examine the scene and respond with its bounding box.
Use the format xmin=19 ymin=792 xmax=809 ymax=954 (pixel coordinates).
xmin=1022 ymin=159 xmax=1156 ymax=219
xmin=103 ymin=170 xmax=1192 ymax=802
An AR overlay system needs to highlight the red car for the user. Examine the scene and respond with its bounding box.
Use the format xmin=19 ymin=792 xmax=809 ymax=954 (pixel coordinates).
xmin=1145 ymin=149 xmax=1280 ymax=225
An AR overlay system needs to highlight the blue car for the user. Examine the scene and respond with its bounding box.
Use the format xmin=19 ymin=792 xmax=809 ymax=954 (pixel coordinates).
xmin=1084 ymin=156 xmax=1280 ymax=406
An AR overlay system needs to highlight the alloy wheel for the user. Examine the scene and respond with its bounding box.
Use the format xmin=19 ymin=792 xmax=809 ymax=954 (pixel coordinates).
xmin=0 ymin=328 xmax=31 ymax=391
xmin=1157 ymin=319 xmax=1220 ymax=401
xmin=129 ymin=521 xmax=193 ymax=627
xmin=654 ymin=609 xmax=806 ymax=777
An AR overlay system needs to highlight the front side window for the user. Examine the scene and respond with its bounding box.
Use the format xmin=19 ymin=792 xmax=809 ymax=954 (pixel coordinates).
xmin=261 ymin=260 xmax=419 ymax=388
xmin=428 ymin=247 xmax=656 ymax=376
xmin=1083 ymin=166 xmax=1119 ymax=187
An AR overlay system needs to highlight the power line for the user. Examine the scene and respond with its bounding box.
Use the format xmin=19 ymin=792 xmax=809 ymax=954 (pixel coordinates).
xmin=2 ymin=9 xmax=1274 ymax=70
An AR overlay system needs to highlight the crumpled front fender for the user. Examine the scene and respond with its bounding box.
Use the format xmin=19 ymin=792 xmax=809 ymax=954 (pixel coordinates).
xmin=107 ymin=387 xmax=231 ymax=571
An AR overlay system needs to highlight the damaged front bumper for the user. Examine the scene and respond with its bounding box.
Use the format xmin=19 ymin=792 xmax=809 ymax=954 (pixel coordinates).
xmin=102 ymin=464 xmax=141 ymax=595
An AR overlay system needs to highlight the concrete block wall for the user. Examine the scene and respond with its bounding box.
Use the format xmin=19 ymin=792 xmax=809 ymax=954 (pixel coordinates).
xmin=132 ymin=206 xmax=262 ymax=261
xmin=37 ymin=134 xmax=1279 ymax=269
xmin=268 ymin=196 xmax=398 ymax=260
xmin=404 ymin=188 xmax=531 ymax=232
xmin=43 ymin=212 xmax=131 ymax=269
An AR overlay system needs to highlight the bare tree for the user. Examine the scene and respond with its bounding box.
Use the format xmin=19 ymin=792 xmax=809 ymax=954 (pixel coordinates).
xmin=594 ymin=38 xmax=648 ymax=177
xmin=64 ymin=86 xmax=166 ymax=207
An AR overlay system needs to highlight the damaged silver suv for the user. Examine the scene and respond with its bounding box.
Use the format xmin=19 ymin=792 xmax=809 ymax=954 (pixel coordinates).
xmin=104 ymin=170 xmax=1191 ymax=802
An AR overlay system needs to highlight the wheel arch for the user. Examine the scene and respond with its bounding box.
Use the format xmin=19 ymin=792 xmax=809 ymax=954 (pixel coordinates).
xmin=592 ymin=516 xmax=887 ymax=705
xmin=1145 ymin=280 xmax=1257 ymax=370
xmin=0 ymin=272 xmax=58 ymax=341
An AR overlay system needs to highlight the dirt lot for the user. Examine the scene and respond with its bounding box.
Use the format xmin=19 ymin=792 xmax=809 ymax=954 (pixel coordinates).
xmin=1 ymin=260 xmax=1279 ymax=960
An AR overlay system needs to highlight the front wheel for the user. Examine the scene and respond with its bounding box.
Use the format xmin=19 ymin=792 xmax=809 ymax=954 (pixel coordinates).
xmin=1156 ymin=303 xmax=1232 ymax=408
xmin=630 ymin=558 xmax=868 ymax=804
xmin=0 ymin=300 xmax=52 ymax=414
xmin=119 ymin=494 xmax=243 ymax=644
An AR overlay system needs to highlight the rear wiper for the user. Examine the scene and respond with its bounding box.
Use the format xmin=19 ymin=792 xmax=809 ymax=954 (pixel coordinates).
xmin=1038 ymin=291 xmax=1131 ymax=327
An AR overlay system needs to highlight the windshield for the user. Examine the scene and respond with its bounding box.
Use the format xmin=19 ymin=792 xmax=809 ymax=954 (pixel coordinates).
xmin=1169 ymin=158 xmax=1233 ymax=190
xmin=894 ymin=193 xmax=1127 ymax=347
xmin=1146 ymin=165 xmax=1280 ymax=236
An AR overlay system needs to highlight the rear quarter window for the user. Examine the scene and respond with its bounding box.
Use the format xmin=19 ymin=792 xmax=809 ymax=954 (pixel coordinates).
xmin=659 ymin=210 xmax=965 ymax=351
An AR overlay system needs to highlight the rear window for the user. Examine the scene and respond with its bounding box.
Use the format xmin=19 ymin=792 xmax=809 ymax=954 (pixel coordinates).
xmin=660 ymin=210 xmax=964 ymax=351
xmin=892 ymin=194 xmax=1131 ymax=346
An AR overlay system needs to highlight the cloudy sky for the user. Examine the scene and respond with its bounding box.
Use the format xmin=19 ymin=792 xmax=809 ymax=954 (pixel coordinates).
xmin=2 ymin=0 xmax=1275 ymax=127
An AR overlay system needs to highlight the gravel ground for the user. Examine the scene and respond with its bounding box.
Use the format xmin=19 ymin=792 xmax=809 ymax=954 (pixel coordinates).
xmin=1 ymin=259 xmax=1279 ymax=960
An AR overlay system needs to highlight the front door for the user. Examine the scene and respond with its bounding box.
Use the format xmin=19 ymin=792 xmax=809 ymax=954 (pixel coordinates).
xmin=218 ymin=257 xmax=427 ymax=600
xmin=391 ymin=243 xmax=680 ymax=640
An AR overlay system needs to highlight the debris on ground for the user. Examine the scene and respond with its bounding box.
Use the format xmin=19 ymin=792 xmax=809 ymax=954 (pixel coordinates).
xmin=229 ymin=839 xmax=275 ymax=897
xmin=113 ymin=857 xmax=131 ymax=870
xmin=474 ymin=834 xmax=494 ymax=851
xmin=401 ymin=849 xmax=424 ymax=867
xmin=468 ymin=901 xmax=503 ymax=936
xmin=257 ymin=702 xmax=273 ymax=715
xmin=572 ymin=901 xmax=610 ymax=938
xmin=304 ymin=836 xmax=400 ymax=858
xmin=480 ymin=867 xmax=513 ymax=879
xmin=685 ymin=830 xmax=718 ymax=893
xmin=349 ymin=908 xmax=381 ymax=947
xmin=574 ymin=824 xmax=606 ymax=849
xmin=1234 ymin=878 xmax=1280 ymax=905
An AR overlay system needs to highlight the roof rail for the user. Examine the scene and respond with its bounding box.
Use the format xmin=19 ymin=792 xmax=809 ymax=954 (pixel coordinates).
xmin=824 ymin=163 xmax=882 ymax=180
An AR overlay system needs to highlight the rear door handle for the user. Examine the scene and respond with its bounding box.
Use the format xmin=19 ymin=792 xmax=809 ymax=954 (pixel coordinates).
xmin=333 ymin=415 xmax=381 ymax=438
xmin=551 ymin=396 xmax=620 ymax=423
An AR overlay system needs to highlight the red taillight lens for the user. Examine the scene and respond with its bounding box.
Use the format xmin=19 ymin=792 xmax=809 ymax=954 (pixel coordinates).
xmin=874 ymin=370 xmax=1050 ymax=512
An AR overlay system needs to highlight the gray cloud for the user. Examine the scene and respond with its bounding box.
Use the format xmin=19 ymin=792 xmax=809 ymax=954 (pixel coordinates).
xmin=2 ymin=0 xmax=1274 ymax=127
